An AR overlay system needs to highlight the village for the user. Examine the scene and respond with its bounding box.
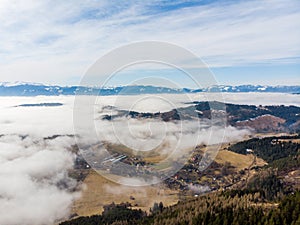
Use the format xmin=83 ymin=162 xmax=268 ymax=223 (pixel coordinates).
xmin=73 ymin=142 xmax=262 ymax=197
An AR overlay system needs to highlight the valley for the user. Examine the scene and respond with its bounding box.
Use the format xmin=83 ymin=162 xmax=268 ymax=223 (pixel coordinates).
xmin=1 ymin=95 xmax=299 ymax=225
xmin=63 ymin=132 xmax=300 ymax=224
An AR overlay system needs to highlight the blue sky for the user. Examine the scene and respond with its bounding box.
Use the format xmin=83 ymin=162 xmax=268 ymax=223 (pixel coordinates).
xmin=0 ymin=0 xmax=299 ymax=87
xmin=102 ymin=64 xmax=300 ymax=88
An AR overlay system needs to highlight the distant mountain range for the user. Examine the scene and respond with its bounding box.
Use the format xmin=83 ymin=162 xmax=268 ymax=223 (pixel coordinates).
xmin=0 ymin=82 xmax=299 ymax=96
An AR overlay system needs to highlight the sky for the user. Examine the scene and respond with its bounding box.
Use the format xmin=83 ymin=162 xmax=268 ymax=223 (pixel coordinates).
xmin=0 ymin=0 xmax=299 ymax=87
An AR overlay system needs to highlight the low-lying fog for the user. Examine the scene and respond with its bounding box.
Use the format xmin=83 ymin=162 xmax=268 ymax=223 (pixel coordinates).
xmin=0 ymin=92 xmax=299 ymax=224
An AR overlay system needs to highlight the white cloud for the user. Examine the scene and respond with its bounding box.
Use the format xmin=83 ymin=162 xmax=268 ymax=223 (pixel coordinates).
xmin=0 ymin=0 xmax=299 ymax=84
xmin=196 ymin=92 xmax=300 ymax=107
xmin=1 ymin=93 xmax=298 ymax=137
xmin=0 ymin=96 xmax=74 ymax=136
xmin=0 ymin=135 xmax=79 ymax=225
xmin=0 ymin=96 xmax=79 ymax=224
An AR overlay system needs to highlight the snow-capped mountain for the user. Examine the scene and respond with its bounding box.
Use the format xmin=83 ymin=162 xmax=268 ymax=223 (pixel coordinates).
xmin=0 ymin=82 xmax=299 ymax=96
xmin=206 ymin=85 xmax=300 ymax=93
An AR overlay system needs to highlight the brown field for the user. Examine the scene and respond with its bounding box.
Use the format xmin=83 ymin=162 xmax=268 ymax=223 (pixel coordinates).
xmin=71 ymin=170 xmax=179 ymax=217
xmin=252 ymin=132 xmax=296 ymax=138
xmin=278 ymin=139 xmax=300 ymax=144
xmin=215 ymin=149 xmax=267 ymax=171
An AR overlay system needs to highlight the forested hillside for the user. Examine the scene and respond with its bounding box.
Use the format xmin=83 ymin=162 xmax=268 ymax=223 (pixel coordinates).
xmin=229 ymin=135 xmax=300 ymax=175
xmin=61 ymin=191 xmax=300 ymax=225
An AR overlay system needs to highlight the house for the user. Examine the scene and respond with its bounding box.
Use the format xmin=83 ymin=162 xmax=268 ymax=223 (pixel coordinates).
xmin=246 ymin=149 xmax=254 ymax=153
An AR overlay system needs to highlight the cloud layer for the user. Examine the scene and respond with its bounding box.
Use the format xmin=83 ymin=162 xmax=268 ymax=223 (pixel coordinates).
xmin=0 ymin=0 xmax=299 ymax=84
xmin=0 ymin=97 xmax=78 ymax=224
xmin=0 ymin=135 xmax=79 ymax=225
xmin=0 ymin=93 xmax=298 ymax=223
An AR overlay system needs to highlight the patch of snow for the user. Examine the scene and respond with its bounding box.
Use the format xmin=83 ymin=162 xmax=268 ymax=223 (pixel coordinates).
xmin=0 ymin=81 xmax=43 ymax=87
xmin=257 ymin=87 xmax=267 ymax=91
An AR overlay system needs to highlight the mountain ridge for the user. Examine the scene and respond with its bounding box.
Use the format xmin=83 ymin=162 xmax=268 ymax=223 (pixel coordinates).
xmin=0 ymin=82 xmax=300 ymax=96
xmin=102 ymin=101 xmax=300 ymax=133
